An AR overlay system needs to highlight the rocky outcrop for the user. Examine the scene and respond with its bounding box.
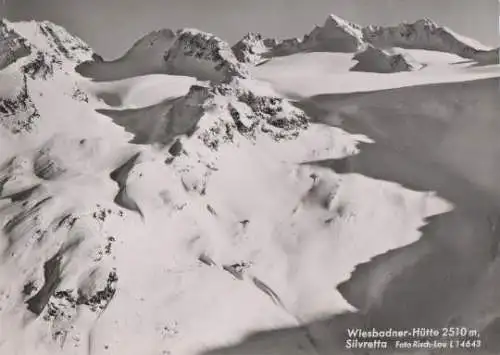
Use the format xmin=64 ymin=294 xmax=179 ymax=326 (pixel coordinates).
xmin=352 ymin=45 xmax=424 ymax=73
xmin=172 ymin=79 xmax=309 ymax=150
xmin=269 ymin=37 xmax=303 ymax=57
xmin=232 ymin=32 xmax=277 ymax=64
xmin=163 ymin=29 xmax=250 ymax=82
xmin=0 ymin=74 xmax=39 ymax=133
xmin=0 ymin=20 xmax=31 ymax=71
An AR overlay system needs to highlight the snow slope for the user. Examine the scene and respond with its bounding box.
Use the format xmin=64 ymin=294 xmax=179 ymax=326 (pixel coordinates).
xmin=1 ymin=14 xmax=498 ymax=355
xmin=252 ymin=50 xmax=500 ymax=97
xmin=199 ymin=61 xmax=500 ymax=355
xmin=82 ymin=74 xmax=197 ymax=109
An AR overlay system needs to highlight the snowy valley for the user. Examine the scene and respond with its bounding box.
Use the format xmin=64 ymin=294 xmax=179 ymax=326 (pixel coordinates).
xmin=0 ymin=13 xmax=499 ymax=355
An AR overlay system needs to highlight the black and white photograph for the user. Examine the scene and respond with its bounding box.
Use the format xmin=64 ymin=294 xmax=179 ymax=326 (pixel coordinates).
xmin=0 ymin=0 xmax=499 ymax=354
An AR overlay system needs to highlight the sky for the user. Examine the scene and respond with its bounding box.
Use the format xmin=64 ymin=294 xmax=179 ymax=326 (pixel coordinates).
xmin=1 ymin=0 xmax=499 ymax=59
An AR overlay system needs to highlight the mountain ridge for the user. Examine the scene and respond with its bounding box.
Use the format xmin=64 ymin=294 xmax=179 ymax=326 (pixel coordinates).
xmin=0 ymin=13 xmax=499 ymax=355
xmin=232 ymin=14 xmax=499 ymax=65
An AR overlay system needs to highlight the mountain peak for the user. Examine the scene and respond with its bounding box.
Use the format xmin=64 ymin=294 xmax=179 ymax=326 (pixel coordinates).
xmin=6 ymin=19 xmax=93 ymax=62
xmin=164 ymin=28 xmax=250 ymax=82
xmin=299 ymin=13 xmax=365 ymax=52
xmin=0 ymin=19 xmax=94 ymax=76
xmin=232 ymin=32 xmax=278 ymax=64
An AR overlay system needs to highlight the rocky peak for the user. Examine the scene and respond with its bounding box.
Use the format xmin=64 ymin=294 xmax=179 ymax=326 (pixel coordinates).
xmin=232 ymin=32 xmax=278 ymax=64
xmin=167 ymin=79 xmax=308 ymax=150
xmin=163 ymin=28 xmax=250 ymax=82
xmin=0 ymin=19 xmax=94 ymax=77
xmin=352 ymin=44 xmax=424 ymax=73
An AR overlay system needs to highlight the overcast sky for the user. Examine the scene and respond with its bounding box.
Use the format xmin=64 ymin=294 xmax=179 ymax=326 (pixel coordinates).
xmin=2 ymin=0 xmax=498 ymax=59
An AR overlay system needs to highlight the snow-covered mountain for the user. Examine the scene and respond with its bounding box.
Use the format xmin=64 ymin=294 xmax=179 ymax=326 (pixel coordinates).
xmin=163 ymin=29 xmax=249 ymax=82
xmin=1 ymin=19 xmax=94 ymax=71
xmin=1 ymin=13 xmax=500 ymax=355
xmin=78 ymin=28 xmax=248 ymax=83
xmin=0 ymin=20 xmax=96 ymax=136
xmin=77 ymin=29 xmax=177 ymax=81
xmin=233 ymin=14 xmax=499 ymax=66
xmin=363 ymin=18 xmax=499 ymax=64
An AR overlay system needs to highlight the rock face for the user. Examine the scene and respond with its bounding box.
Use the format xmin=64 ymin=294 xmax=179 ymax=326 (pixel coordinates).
xmin=164 ymin=29 xmax=250 ymax=82
xmin=363 ymin=18 xmax=499 ymax=64
xmin=196 ymin=79 xmax=309 ymax=148
xmin=232 ymin=32 xmax=277 ymax=64
xmin=270 ymin=37 xmax=303 ymax=57
xmin=0 ymin=74 xmax=39 ymax=134
xmin=352 ymin=45 xmax=424 ymax=73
